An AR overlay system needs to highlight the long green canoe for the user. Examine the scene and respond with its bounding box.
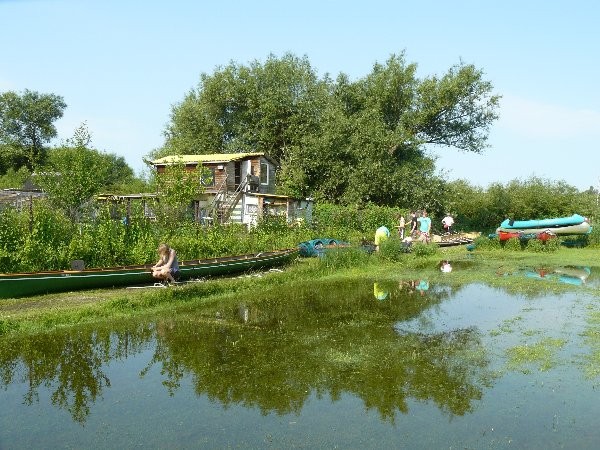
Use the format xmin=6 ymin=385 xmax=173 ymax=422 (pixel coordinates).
xmin=0 ymin=248 xmax=298 ymax=300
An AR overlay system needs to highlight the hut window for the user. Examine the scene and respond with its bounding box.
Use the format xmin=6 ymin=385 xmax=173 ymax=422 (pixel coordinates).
xmin=200 ymin=167 xmax=215 ymax=186
xmin=260 ymin=162 xmax=269 ymax=185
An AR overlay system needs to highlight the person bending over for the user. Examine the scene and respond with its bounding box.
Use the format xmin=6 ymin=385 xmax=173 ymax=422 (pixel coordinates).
xmin=152 ymin=243 xmax=180 ymax=283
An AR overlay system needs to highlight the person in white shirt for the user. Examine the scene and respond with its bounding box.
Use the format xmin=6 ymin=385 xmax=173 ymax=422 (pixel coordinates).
xmin=442 ymin=214 xmax=454 ymax=234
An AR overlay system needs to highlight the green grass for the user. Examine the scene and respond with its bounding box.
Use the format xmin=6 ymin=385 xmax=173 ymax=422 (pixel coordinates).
xmin=2 ymin=246 xmax=600 ymax=336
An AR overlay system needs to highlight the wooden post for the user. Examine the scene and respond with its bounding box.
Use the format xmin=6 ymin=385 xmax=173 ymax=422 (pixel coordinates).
xmin=258 ymin=196 xmax=264 ymax=218
xmin=28 ymin=195 xmax=33 ymax=233
xmin=126 ymin=198 xmax=131 ymax=225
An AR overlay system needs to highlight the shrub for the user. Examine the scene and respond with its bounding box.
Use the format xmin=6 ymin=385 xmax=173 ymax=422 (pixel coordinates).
xmin=523 ymin=236 xmax=561 ymax=253
xmin=473 ymin=235 xmax=501 ymax=250
xmin=583 ymin=225 xmax=600 ymax=247
xmin=542 ymin=237 xmax=562 ymax=252
xmin=411 ymin=242 xmax=438 ymax=257
xmin=502 ymin=237 xmax=523 ymax=251
xmin=377 ymin=237 xmax=409 ymax=262
xmin=525 ymin=239 xmax=545 ymax=252
xmin=320 ymin=246 xmax=372 ymax=270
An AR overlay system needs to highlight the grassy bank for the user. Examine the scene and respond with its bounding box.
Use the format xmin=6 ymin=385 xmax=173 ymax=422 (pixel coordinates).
xmin=2 ymin=246 xmax=600 ymax=336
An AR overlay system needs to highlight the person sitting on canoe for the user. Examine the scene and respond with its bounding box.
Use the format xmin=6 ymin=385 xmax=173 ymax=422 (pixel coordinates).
xmin=152 ymin=243 xmax=180 ymax=283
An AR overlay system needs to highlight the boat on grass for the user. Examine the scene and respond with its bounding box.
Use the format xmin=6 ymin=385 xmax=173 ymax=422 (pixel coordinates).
xmin=496 ymin=221 xmax=592 ymax=236
xmin=499 ymin=214 xmax=586 ymax=230
xmin=0 ymin=248 xmax=299 ymax=300
xmin=497 ymin=230 xmax=556 ymax=242
xmin=298 ymin=238 xmax=351 ymax=257
xmin=432 ymin=232 xmax=479 ymax=247
xmin=495 ymin=214 xmax=591 ymax=242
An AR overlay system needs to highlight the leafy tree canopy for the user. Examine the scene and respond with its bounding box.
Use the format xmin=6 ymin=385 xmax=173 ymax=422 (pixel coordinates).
xmin=35 ymin=123 xmax=141 ymax=219
xmin=443 ymin=176 xmax=592 ymax=231
xmin=0 ymin=89 xmax=66 ymax=172
xmin=153 ymin=52 xmax=500 ymax=208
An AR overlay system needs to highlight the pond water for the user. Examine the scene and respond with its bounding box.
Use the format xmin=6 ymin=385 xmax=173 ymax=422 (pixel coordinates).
xmin=1 ymin=269 xmax=600 ymax=449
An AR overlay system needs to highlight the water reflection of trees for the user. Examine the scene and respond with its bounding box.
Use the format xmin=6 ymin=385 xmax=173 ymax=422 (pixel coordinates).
xmin=146 ymin=279 xmax=492 ymax=422
xmin=0 ymin=323 xmax=154 ymax=424
xmin=0 ymin=278 xmax=493 ymax=424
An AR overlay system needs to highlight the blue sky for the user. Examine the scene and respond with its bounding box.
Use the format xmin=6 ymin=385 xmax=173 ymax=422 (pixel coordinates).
xmin=2 ymin=0 xmax=599 ymax=190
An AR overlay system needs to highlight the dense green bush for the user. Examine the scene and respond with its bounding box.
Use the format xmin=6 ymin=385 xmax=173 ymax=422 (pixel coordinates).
xmin=319 ymin=246 xmax=372 ymax=271
xmin=584 ymin=225 xmax=600 ymax=247
xmin=473 ymin=235 xmax=501 ymax=250
xmin=0 ymin=207 xmax=28 ymax=271
xmin=313 ymin=203 xmax=404 ymax=237
xmin=0 ymin=192 xmax=597 ymax=273
xmin=525 ymin=237 xmax=561 ymax=253
xmin=502 ymin=238 xmax=523 ymax=251
xmin=377 ymin=237 xmax=409 ymax=262
xmin=446 ymin=177 xmax=598 ymax=232
xmin=411 ymin=242 xmax=438 ymax=257
xmin=18 ymin=201 xmax=76 ymax=271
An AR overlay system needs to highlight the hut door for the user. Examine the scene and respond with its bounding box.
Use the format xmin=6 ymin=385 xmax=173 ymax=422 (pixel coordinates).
xmin=234 ymin=162 xmax=241 ymax=188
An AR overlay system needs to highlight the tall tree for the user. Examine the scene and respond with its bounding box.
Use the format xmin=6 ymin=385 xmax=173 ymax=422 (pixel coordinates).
xmin=35 ymin=123 xmax=138 ymax=219
xmin=156 ymin=53 xmax=328 ymax=162
xmin=157 ymin=52 xmax=500 ymax=207
xmin=0 ymin=89 xmax=67 ymax=171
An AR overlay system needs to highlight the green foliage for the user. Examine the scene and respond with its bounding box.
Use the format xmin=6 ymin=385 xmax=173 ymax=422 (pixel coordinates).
xmin=313 ymin=203 xmax=403 ymax=236
xmin=525 ymin=237 xmax=561 ymax=253
xmin=35 ymin=145 xmax=114 ymax=219
xmin=33 ymin=123 xmax=141 ymax=220
xmin=446 ymin=176 xmax=597 ymax=232
xmin=524 ymin=239 xmax=544 ymax=253
xmin=0 ymin=206 xmax=29 ymax=271
xmin=473 ymin=235 xmax=501 ymax=250
xmin=158 ymin=53 xmax=327 ymax=160
xmin=0 ymin=166 xmax=30 ymax=189
xmin=502 ymin=238 xmax=523 ymax=252
xmin=0 ymin=189 xmax=593 ymax=274
xmin=377 ymin=237 xmax=410 ymax=262
xmin=411 ymin=241 xmax=438 ymax=257
xmin=157 ymin=52 xmax=499 ymax=207
xmin=151 ymin=159 xmax=205 ymax=227
xmin=253 ymin=215 xmax=290 ymax=235
xmin=319 ymin=246 xmax=372 ymax=271
xmin=411 ymin=63 xmax=500 ymax=152
xmin=584 ymin=225 xmax=600 ymax=247
xmin=0 ymin=89 xmax=66 ymax=171
xmin=18 ymin=200 xmax=76 ymax=271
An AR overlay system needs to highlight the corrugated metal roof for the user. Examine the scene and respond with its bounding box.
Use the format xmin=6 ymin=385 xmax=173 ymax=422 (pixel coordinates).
xmin=151 ymin=153 xmax=266 ymax=165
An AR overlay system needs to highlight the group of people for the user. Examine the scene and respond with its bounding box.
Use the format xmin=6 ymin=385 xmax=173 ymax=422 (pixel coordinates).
xmin=375 ymin=211 xmax=455 ymax=250
xmin=400 ymin=210 xmax=432 ymax=244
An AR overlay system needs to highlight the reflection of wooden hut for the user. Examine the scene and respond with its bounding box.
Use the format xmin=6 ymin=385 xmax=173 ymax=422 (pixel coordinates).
xmin=149 ymin=153 xmax=313 ymax=226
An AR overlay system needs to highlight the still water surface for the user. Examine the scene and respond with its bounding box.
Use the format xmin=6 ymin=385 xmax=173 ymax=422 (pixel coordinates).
xmin=1 ymin=271 xmax=599 ymax=449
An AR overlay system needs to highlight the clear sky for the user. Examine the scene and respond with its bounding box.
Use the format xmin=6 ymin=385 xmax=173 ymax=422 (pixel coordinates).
xmin=2 ymin=0 xmax=599 ymax=190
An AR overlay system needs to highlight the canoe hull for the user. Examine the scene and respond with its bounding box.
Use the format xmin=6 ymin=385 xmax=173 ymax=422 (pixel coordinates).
xmin=499 ymin=214 xmax=586 ymax=230
xmin=497 ymin=230 xmax=557 ymax=241
xmin=432 ymin=232 xmax=479 ymax=247
xmin=496 ymin=221 xmax=592 ymax=236
xmin=0 ymin=249 xmax=298 ymax=300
